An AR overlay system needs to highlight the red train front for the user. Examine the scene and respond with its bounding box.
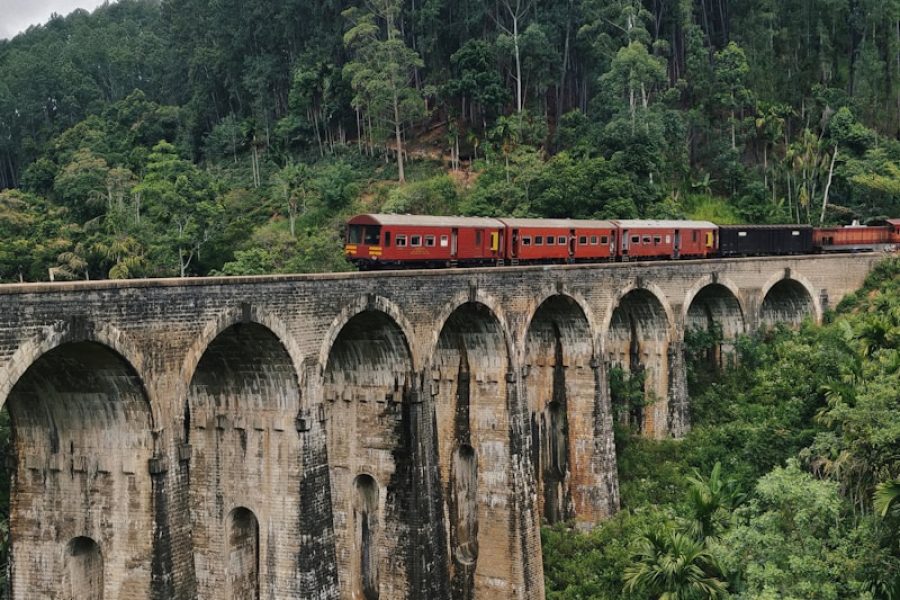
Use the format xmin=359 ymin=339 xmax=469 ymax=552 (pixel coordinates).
xmin=345 ymin=214 xmax=505 ymax=268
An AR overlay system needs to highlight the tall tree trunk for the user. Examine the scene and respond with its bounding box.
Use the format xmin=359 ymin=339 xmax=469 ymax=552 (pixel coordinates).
xmin=514 ymin=14 xmax=523 ymax=113
xmin=394 ymin=93 xmax=405 ymax=183
xmin=820 ymin=146 xmax=838 ymax=224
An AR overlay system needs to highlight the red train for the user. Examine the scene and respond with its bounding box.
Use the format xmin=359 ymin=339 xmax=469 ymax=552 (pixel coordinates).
xmin=344 ymin=214 xmax=900 ymax=269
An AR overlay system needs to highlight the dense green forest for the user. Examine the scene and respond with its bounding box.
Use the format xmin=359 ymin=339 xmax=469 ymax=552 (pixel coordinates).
xmin=544 ymin=258 xmax=900 ymax=599
xmin=0 ymin=0 xmax=899 ymax=281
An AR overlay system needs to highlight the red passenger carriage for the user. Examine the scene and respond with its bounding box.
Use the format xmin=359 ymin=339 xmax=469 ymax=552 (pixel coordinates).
xmin=345 ymin=214 xmax=505 ymax=268
xmin=613 ymin=220 xmax=717 ymax=260
xmin=500 ymin=218 xmax=616 ymax=263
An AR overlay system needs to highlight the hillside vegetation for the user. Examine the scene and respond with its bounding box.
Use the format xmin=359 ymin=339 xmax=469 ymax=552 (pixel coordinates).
xmin=0 ymin=0 xmax=898 ymax=281
xmin=544 ymin=258 xmax=900 ymax=599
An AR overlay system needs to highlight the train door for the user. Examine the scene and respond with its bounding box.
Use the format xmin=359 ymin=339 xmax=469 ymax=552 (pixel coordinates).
xmin=621 ymin=229 xmax=629 ymax=257
xmin=568 ymin=229 xmax=576 ymax=258
xmin=511 ymin=229 xmax=519 ymax=258
xmin=451 ymin=228 xmax=459 ymax=258
xmin=674 ymin=230 xmax=681 ymax=259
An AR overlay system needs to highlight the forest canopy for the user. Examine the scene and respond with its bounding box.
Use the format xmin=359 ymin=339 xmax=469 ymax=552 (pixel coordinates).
xmin=0 ymin=0 xmax=898 ymax=281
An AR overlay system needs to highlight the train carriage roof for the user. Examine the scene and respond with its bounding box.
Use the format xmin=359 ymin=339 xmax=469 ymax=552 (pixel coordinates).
xmin=718 ymin=224 xmax=813 ymax=229
xmin=348 ymin=213 xmax=505 ymax=228
xmin=498 ymin=218 xmax=615 ymax=228
xmin=612 ymin=219 xmax=717 ymax=229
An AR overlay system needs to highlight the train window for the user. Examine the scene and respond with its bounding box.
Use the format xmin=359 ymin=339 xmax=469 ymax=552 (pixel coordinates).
xmin=348 ymin=225 xmax=363 ymax=244
xmin=384 ymin=232 xmax=391 ymax=246
xmin=522 ymin=237 xmax=532 ymax=246
xmin=475 ymin=230 xmax=483 ymax=246
xmin=425 ymin=235 xmax=436 ymax=247
xmin=665 ymin=235 xmax=671 ymax=243
xmin=653 ymin=236 xmax=661 ymax=244
xmin=440 ymin=235 xmax=449 ymax=247
xmin=558 ymin=236 xmax=567 ymax=245
xmin=396 ymin=235 xmax=407 ymax=247
xmin=364 ymin=227 xmax=380 ymax=245
xmin=791 ymin=230 xmax=800 ymax=236
xmin=591 ymin=236 xmax=599 ymax=244
xmin=631 ymin=235 xmax=640 ymax=244
xmin=692 ymin=231 xmax=698 ymax=242
xmin=642 ymin=236 xmax=651 ymax=244
xmin=579 ymin=236 xmax=588 ymax=245
xmin=535 ymin=236 xmax=544 ymax=245
xmin=547 ymin=236 xmax=555 ymax=245
xmin=599 ymin=236 xmax=607 ymax=244
xmin=410 ymin=235 xmax=422 ymax=247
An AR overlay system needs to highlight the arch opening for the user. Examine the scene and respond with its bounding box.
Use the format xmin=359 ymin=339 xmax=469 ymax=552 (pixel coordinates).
xmin=65 ymin=536 xmax=103 ymax=600
xmin=226 ymin=507 xmax=260 ymax=600
xmin=353 ymin=474 xmax=380 ymax=600
xmin=760 ymin=279 xmax=815 ymax=328
xmin=323 ymin=310 xmax=413 ymax=600
xmin=431 ymin=302 xmax=509 ymax=594
xmin=685 ymin=284 xmax=745 ymax=372
xmin=452 ymin=445 xmax=478 ymax=565
xmin=187 ymin=322 xmax=300 ymax=597
xmin=3 ymin=341 xmax=153 ymax=597
xmin=606 ymin=289 xmax=671 ymax=437
xmin=524 ymin=295 xmax=593 ymax=524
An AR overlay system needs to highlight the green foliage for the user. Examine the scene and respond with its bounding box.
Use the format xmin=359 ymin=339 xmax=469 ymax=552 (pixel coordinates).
xmin=382 ymin=175 xmax=461 ymax=215
xmin=714 ymin=460 xmax=885 ymax=599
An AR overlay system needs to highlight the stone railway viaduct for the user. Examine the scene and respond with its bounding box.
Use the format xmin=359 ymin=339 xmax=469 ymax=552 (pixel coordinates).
xmin=0 ymin=253 xmax=883 ymax=599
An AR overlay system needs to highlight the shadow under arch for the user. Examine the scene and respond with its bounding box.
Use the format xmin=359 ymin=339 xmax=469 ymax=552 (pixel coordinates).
xmin=603 ymin=285 xmax=676 ymax=438
xmin=318 ymin=295 xmax=419 ymax=375
xmin=759 ymin=274 xmax=820 ymax=328
xmin=0 ymin=319 xmax=157 ymax=427
xmin=182 ymin=304 xmax=306 ymax=397
xmin=3 ymin=337 xmax=155 ymax=598
xmin=683 ymin=278 xmax=747 ymax=370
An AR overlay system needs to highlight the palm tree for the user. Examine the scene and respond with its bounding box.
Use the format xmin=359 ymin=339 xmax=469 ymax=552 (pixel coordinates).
xmin=624 ymin=529 xmax=728 ymax=600
xmin=875 ymin=479 xmax=900 ymax=518
xmin=685 ymin=462 xmax=743 ymax=540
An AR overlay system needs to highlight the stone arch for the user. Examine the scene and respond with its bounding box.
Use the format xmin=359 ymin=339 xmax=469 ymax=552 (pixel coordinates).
xmin=683 ymin=277 xmax=746 ymax=369
xmin=318 ymin=295 xmax=419 ymax=373
xmin=226 ymin=507 xmax=260 ymax=600
xmin=0 ymin=319 xmax=157 ymax=427
xmin=523 ymin=294 xmax=597 ymax=525
xmin=603 ymin=285 xmax=676 ymax=438
xmin=187 ymin=320 xmax=302 ymax=597
xmin=182 ymin=304 xmax=306 ymax=397
xmin=322 ymin=308 xmax=415 ymax=600
xmin=759 ymin=272 xmax=820 ymax=328
xmin=64 ymin=536 xmax=103 ymax=600
xmin=3 ymin=339 xmax=154 ymax=598
xmin=429 ymin=300 xmax=516 ymax=598
xmin=517 ymin=287 xmax=601 ymax=363
xmin=428 ymin=290 xmax=515 ymax=371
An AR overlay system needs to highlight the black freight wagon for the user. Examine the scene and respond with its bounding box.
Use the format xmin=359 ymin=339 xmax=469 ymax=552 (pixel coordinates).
xmin=718 ymin=225 xmax=814 ymax=256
